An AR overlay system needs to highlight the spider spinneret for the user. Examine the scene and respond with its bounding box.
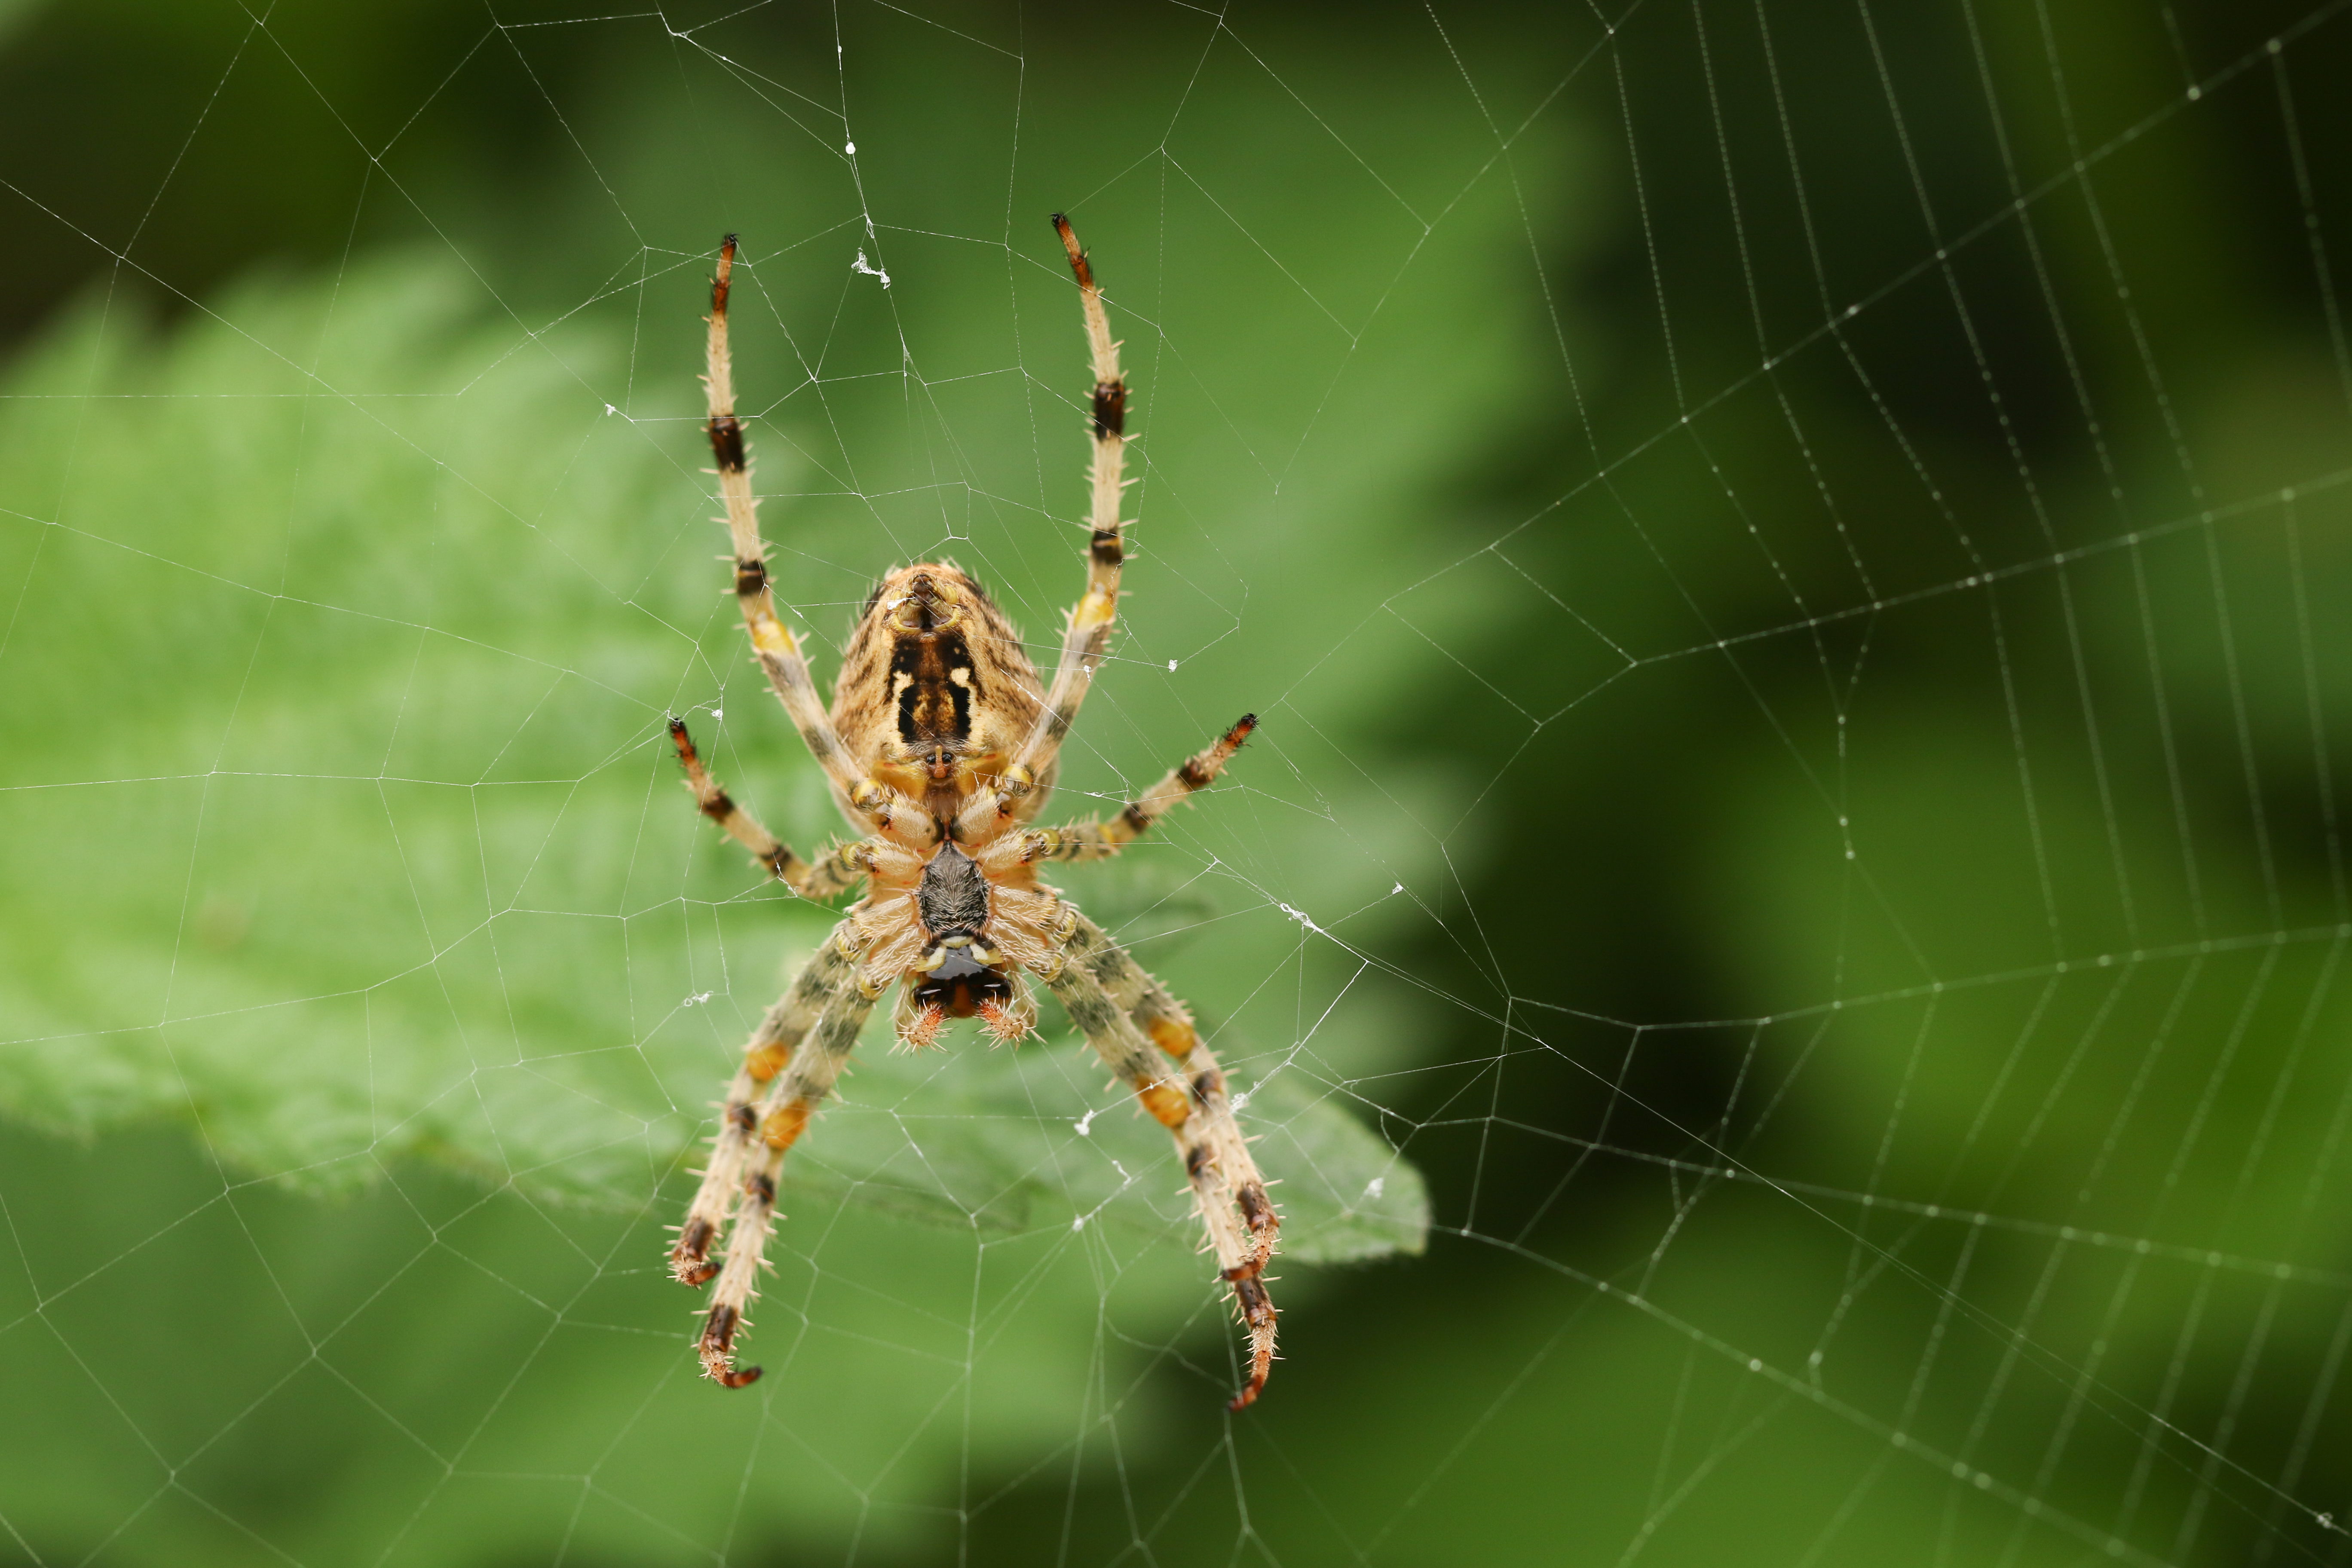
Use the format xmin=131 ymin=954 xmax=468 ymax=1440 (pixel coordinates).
xmin=662 ymin=220 xmax=1283 ymax=1409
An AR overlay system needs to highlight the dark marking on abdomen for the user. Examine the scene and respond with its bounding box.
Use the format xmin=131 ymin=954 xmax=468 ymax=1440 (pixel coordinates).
xmin=890 ymin=627 xmax=980 ymax=747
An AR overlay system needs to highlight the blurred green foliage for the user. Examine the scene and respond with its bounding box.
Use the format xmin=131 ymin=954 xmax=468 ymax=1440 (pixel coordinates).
xmin=4 ymin=1 xmax=2352 ymax=1565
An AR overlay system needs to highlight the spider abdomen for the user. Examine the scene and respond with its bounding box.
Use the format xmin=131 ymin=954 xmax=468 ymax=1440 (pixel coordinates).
xmin=832 ymin=564 xmax=1043 ymax=812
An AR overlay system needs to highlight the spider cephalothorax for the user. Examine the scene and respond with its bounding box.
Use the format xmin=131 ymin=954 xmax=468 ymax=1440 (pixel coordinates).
xmin=833 ymin=564 xmax=1045 ymax=812
xmin=846 ymin=796 xmax=1065 ymax=1053
xmin=661 ymin=220 xmax=1282 ymax=1409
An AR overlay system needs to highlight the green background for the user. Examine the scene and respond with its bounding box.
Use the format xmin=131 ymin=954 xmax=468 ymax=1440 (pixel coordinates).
xmin=3 ymin=1 xmax=2351 ymax=1562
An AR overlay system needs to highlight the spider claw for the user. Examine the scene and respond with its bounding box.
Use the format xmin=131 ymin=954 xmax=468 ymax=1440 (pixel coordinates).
xmin=698 ymin=1302 xmax=764 ymax=1387
xmin=1219 ymin=1263 xmax=1278 ymax=1412
xmin=669 ymin=1218 xmax=720 ymax=1284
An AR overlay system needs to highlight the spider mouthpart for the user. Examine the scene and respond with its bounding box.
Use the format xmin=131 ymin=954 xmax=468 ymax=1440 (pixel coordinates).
xmin=898 ymin=1000 xmax=947 ymax=1051
xmin=976 ymin=997 xmax=1031 ymax=1045
xmin=908 ymin=946 xmax=1016 ymax=1021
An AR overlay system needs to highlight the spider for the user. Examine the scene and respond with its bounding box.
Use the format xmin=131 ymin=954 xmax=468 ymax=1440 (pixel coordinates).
xmin=663 ymin=219 xmax=1280 ymax=1410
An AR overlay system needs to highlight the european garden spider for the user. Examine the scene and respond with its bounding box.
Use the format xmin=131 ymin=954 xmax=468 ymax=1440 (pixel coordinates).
xmin=664 ymin=220 xmax=1280 ymax=1409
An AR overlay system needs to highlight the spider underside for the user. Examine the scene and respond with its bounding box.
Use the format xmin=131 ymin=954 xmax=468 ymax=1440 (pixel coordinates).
xmin=664 ymin=220 xmax=1281 ymax=1411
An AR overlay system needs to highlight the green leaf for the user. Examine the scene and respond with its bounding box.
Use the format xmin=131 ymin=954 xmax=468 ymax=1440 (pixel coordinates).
xmin=0 ymin=43 xmax=1581 ymax=1544
xmin=0 ymin=236 xmax=1499 ymax=1248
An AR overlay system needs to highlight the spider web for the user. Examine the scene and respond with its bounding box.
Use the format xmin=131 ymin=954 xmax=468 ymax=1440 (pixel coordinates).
xmin=2 ymin=0 xmax=2351 ymax=1562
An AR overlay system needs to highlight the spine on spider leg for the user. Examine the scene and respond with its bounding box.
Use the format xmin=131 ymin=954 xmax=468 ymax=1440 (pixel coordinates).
xmin=695 ymin=983 xmax=876 ymax=1388
xmin=670 ymin=923 xmax=859 ymax=1286
xmin=1042 ymin=945 xmax=1279 ymax=1409
xmin=699 ymin=236 xmax=873 ymax=808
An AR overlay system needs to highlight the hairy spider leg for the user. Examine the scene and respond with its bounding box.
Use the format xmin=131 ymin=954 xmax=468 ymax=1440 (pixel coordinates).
xmin=994 ymin=215 xmax=1130 ymax=818
xmin=670 ymin=920 xmax=866 ymax=1286
xmin=1041 ymin=933 xmax=1280 ymax=1410
xmin=704 ymin=237 xmax=924 ymax=842
xmin=1060 ymin=913 xmax=1279 ymax=1268
xmin=696 ymin=975 xmax=880 ymax=1387
xmin=668 ymin=717 xmax=875 ymax=898
xmin=1031 ymin=714 xmax=1256 ymax=862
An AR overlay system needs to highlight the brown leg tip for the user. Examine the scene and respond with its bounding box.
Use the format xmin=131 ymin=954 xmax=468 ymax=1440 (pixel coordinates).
xmin=1052 ymin=215 xmax=1092 ymax=282
xmin=699 ymin=1303 xmax=756 ymax=1385
xmin=1219 ymin=1265 xmax=1278 ymax=1411
xmin=713 ymin=238 xmax=738 ymax=311
xmin=670 ymin=1217 xmax=717 ymax=1283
